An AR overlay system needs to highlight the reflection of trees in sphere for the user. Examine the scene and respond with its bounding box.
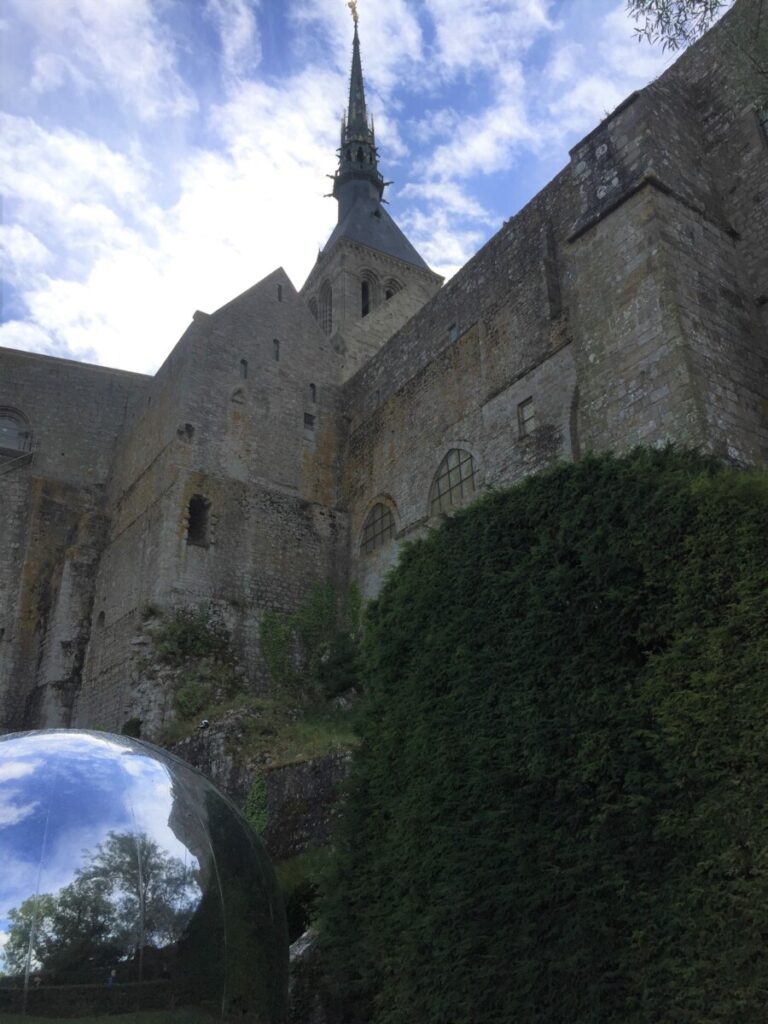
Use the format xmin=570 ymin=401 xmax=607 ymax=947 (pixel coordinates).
xmin=0 ymin=730 xmax=288 ymax=1022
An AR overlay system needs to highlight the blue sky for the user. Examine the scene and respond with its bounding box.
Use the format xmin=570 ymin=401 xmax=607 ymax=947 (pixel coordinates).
xmin=0 ymin=0 xmax=714 ymax=374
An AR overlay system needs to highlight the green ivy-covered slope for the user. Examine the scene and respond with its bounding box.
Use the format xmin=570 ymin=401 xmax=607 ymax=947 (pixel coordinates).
xmin=321 ymin=447 xmax=768 ymax=1024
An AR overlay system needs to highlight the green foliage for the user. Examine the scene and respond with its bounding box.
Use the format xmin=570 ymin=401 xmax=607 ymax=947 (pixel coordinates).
xmin=154 ymin=604 xmax=232 ymax=665
xmin=2 ymin=832 xmax=197 ymax=978
xmin=260 ymin=583 xmax=362 ymax=700
xmin=320 ymin=448 xmax=768 ymax=1024
xmin=150 ymin=604 xmax=243 ymax=728
xmin=238 ymin=700 xmax=360 ymax=767
xmin=275 ymin=846 xmax=334 ymax=943
xmin=628 ymin=0 xmax=725 ymax=49
xmin=244 ymin=774 xmax=268 ymax=834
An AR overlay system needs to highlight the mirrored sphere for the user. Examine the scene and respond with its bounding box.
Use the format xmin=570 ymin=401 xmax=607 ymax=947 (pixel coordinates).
xmin=0 ymin=730 xmax=288 ymax=1022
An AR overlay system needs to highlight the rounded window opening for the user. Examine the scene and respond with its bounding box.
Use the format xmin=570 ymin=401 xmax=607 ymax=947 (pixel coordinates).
xmin=361 ymin=503 xmax=396 ymax=554
xmin=429 ymin=449 xmax=477 ymax=517
xmin=187 ymin=494 xmax=211 ymax=548
xmin=0 ymin=409 xmax=31 ymax=452
xmin=361 ymin=280 xmax=370 ymax=317
xmin=239 ymin=359 xmax=248 ymax=379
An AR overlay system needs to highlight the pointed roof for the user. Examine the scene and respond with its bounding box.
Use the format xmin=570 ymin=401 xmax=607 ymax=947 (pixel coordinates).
xmin=347 ymin=22 xmax=368 ymax=133
xmin=325 ymin=13 xmax=431 ymax=272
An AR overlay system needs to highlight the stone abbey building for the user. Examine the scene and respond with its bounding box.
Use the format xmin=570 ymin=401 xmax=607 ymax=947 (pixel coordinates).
xmin=1 ymin=1 xmax=766 ymax=737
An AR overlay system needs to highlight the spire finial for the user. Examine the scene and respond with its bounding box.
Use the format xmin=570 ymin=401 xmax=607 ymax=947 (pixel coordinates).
xmin=331 ymin=0 xmax=385 ymax=219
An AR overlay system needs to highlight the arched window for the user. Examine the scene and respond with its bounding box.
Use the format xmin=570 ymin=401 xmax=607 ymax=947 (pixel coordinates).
xmin=319 ymin=281 xmax=332 ymax=335
xmin=356 ymin=146 xmax=364 ymax=163
xmin=0 ymin=409 xmax=31 ymax=452
xmin=360 ymin=270 xmax=380 ymax=317
xmin=360 ymin=503 xmax=396 ymax=554
xmin=187 ymin=494 xmax=211 ymax=548
xmin=429 ymin=449 xmax=477 ymax=516
xmin=383 ymin=278 xmax=402 ymax=301
xmin=239 ymin=359 xmax=248 ymax=379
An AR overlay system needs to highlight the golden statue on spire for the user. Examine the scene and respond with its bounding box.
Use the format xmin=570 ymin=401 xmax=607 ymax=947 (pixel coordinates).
xmin=347 ymin=1 xmax=359 ymax=27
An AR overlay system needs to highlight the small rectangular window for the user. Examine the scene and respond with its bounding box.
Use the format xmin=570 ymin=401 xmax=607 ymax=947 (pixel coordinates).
xmin=239 ymin=359 xmax=248 ymax=378
xmin=447 ymin=323 xmax=459 ymax=343
xmin=518 ymin=397 xmax=535 ymax=437
xmin=304 ymin=413 xmax=315 ymax=430
xmin=277 ymin=284 xmax=283 ymax=301
xmin=273 ymin=339 xmax=280 ymax=361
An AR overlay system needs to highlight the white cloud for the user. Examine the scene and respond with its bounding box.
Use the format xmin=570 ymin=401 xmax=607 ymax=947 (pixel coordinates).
xmin=0 ymin=759 xmax=41 ymax=784
xmin=8 ymin=0 xmax=196 ymax=120
xmin=205 ymin=0 xmax=262 ymax=82
xmin=0 ymin=790 xmax=38 ymax=827
xmin=294 ymin=0 xmax=424 ymax=96
xmin=425 ymin=0 xmax=553 ymax=77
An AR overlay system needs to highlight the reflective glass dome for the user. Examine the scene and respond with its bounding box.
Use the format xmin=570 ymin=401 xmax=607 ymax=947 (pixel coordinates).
xmin=0 ymin=730 xmax=288 ymax=1022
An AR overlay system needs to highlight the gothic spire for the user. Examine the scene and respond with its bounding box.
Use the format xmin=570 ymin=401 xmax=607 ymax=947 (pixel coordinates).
xmin=332 ymin=10 xmax=384 ymax=218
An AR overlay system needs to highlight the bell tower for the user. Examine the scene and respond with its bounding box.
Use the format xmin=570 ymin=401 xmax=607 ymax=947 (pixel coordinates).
xmin=300 ymin=5 xmax=442 ymax=380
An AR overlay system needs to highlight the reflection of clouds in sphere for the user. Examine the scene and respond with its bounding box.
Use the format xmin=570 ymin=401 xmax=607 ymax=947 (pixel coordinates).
xmin=0 ymin=730 xmax=288 ymax=1022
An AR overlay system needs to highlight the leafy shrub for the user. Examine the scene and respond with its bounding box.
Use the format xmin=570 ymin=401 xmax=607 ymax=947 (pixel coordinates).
xmin=320 ymin=448 xmax=768 ymax=1024
xmin=261 ymin=584 xmax=362 ymax=700
xmin=244 ymin=774 xmax=268 ymax=834
xmin=154 ymin=604 xmax=232 ymax=665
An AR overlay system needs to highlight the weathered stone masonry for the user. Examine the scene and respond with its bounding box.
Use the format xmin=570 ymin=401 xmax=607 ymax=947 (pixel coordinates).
xmin=0 ymin=0 xmax=765 ymax=733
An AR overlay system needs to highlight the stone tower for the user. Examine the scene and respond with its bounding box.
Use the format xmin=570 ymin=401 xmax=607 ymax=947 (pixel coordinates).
xmin=300 ymin=19 xmax=443 ymax=380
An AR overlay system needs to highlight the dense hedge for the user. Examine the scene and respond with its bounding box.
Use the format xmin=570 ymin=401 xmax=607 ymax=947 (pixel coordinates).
xmin=320 ymin=448 xmax=768 ymax=1024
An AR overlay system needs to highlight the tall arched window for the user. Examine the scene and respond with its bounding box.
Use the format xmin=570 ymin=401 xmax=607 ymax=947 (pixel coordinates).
xmin=360 ymin=503 xmax=396 ymax=554
xmin=319 ymin=281 xmax=333 ymax=335
xmin=187 ymin=494 xmax=211 ymax=547
xmin=360 ymin=270 xmax=380 ymax=317
xmin=0 ymin=409 xmax=31 ymax=451
xmin=429 ymin=449 xmax=477 ymax=516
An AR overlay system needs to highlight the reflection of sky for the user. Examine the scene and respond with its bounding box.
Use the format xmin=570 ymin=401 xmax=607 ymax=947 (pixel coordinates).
xmin=0 ymin=732 xmax=201 ymax=968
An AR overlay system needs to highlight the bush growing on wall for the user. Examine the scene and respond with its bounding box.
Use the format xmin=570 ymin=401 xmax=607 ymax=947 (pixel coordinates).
xmin=320 ymin=448 xmax=768 ymax=1024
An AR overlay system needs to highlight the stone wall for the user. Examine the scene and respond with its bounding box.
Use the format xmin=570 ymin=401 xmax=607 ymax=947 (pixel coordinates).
xmin=1 ymin=0 xmax=765 ymax=735
xmin=0 ymin=349 xmax=149 ymax=728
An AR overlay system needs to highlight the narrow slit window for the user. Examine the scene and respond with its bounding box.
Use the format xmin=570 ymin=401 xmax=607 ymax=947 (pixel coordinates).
xmin=187 ymin=494 xmax=211 ymax=548
xmin=518 ymin=397 xmax=535 ymax=437
xmin=319 ymin=282 xmax=332 ymax=334
xmin=310 ymin=383 xmax=317 ymax=403
xmin=362 ymin=280 xmax=370 ymax=317
xmin=273 ymin=339 xmax=280 ymax=361
xmin=447 ymin=323 xmax=459 ymax=343
xmin=277 ymin=284 xmax=283 ymax=302
xmin=239 ymin=359 xmax=248 ymax=379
